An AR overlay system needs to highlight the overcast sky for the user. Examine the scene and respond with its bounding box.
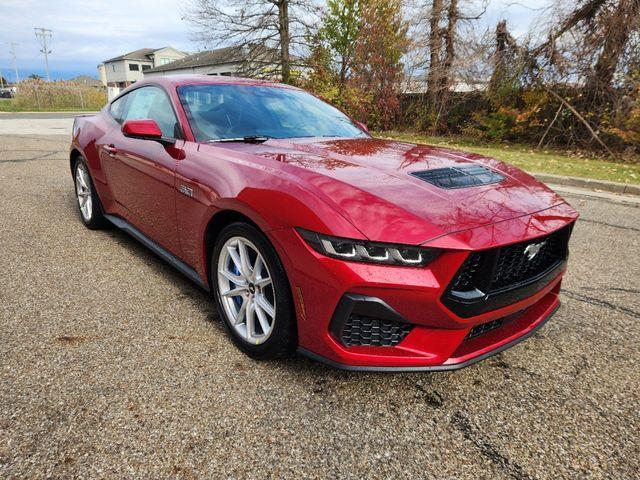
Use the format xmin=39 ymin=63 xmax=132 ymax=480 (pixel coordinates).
xmin=0 ymin=0 xmax=551 ymax=81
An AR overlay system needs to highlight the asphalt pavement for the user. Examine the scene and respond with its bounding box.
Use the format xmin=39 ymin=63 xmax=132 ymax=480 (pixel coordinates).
xmin=0 ymin=130 xmax=638 ymax=479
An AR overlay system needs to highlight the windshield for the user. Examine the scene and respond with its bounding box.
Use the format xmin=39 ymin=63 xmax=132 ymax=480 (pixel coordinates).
xmin=177 ymin=84 xmax=368 ymax=142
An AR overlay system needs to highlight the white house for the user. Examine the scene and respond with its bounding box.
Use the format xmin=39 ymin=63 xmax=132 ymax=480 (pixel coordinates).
xmin=98 ymin=47 xmax=187 ymax=90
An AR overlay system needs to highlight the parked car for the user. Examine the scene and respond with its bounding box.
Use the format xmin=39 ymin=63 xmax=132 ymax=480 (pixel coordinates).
xmin=0 ymin=88 xmax=13 ymax=98
xmin=70 ymin=75 xmax=578 ymax=371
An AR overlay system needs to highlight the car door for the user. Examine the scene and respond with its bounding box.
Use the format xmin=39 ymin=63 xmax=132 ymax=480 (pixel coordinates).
xmin=101 ymin=85 xmax=184 ymax=256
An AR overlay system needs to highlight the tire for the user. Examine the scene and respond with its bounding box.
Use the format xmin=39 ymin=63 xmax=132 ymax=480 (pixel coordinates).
xmin=212 ymin=222 xmax=297 ymax=359
xmin=73 ymin=156 xmax=108 ymax=230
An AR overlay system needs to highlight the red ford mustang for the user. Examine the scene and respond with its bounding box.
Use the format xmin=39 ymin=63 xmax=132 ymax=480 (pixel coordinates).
xmin=70 ymin=75 xmax=578 ymax=371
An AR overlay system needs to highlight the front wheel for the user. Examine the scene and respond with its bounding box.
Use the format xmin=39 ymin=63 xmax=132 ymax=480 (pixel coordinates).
xmin=212 ymin=222 xmax=297 ymax=359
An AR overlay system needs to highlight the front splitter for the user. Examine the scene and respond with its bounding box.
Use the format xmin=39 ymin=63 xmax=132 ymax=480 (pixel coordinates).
xmin=297 ymin=304 xmax=559 ymax=372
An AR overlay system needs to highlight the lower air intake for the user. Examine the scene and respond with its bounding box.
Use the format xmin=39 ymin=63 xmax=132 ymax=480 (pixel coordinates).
xmin=341 ymin=315 xmax=413 ymax=347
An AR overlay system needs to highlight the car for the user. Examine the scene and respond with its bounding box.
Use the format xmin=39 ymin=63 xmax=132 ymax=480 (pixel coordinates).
xmin=70 ymin=75 xmax=578 ymax=371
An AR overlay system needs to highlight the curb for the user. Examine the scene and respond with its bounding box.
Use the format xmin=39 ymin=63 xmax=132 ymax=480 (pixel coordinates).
xmin=532 ymin=172 xmax=640 ymax=197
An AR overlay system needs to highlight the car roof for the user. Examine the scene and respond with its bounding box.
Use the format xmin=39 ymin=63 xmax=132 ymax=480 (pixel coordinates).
xmin=136 ymin=74 xmax=299 ymax=91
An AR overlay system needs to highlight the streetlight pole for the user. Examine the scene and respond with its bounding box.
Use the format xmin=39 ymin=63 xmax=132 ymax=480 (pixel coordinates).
xmin=34 ymin=27 xmax=52 ymax=81
xmin=9 ymin=43 xmax=20 ymax=83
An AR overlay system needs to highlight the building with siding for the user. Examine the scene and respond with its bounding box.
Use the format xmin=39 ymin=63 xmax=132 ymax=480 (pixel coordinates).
xmin=98 ymin=47 xmax=187 ymax=89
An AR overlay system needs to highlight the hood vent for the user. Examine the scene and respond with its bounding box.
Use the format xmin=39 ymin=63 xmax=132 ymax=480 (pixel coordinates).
xmin=410 ymin=165 xmax=504 ymax=189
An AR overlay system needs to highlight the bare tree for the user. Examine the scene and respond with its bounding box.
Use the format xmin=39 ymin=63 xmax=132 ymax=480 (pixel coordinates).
xmin=184 ymin=0 xmax=320 ymax=83
xmin=485 ymin=0 xmax=640 ymax=153
xmin=421 ymin=0 xmax=486 ymax=132
xmin=426 ymin=0 xmax=444 ymax=106
xmin=584 ymin=0 xmax=640 ymax=101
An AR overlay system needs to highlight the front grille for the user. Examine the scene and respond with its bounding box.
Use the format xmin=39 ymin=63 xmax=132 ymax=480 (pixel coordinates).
xmin=341 ymin=315 xmax=413 ymax=347
xmin=450 ymin=252 xmax=483 ymax=292
xmin=444 ymin=225 xmax=572 ymax=317
xmin=490 ymin=232 xmax=565 ymax=291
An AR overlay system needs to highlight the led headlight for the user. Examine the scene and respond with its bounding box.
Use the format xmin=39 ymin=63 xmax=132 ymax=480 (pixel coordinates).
xmin=296 ymin=228 xmax=441 ymax=267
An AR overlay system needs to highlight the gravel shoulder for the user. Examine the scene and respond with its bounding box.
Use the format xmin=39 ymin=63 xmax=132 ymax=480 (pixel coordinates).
xmin=0 ymin=135 xmax=638 ymax=479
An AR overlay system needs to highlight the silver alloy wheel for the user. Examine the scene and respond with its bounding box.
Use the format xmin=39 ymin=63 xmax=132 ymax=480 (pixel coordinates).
xmin=75 ymin=162 xmax=93 ymax=222
xmin=217 ymin=236 xmax=276 ymax=345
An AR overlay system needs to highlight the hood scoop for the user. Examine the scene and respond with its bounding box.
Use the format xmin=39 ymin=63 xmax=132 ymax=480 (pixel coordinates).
xmin=410 ymin=165 xmax=504 ymax=189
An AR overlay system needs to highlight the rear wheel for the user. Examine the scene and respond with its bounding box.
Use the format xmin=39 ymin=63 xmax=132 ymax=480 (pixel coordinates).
xmin=73 ymin=157 xmax=107 ymax=229
xmin=212 ymin=222 xmax=297 ymax=359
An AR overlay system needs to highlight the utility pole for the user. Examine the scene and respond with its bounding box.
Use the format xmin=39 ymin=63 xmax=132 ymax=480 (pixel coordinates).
xmin=34 ymin=27 xmax=52 ymax=81
xmin=9 ymin=43 xmax=19 ymax=83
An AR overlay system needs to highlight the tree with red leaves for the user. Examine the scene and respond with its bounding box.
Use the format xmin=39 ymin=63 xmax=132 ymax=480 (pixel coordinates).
xmin=349 ymin=0 xmax=409 ymax=129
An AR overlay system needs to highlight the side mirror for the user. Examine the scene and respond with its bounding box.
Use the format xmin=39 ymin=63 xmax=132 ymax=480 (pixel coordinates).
xmin=122 ymin=119 xmax=173 ymax=144
xmin=355 ymin=121 xmax=369 ymax=134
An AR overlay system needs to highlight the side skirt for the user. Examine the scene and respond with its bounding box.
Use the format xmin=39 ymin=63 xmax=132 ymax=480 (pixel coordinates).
xmin=104 ymin=214 xmax=209 ymax=291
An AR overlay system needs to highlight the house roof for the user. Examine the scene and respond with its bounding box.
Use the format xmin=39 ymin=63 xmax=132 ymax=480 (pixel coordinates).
xmin=103 ymin=48 xmax=159 ymax=64
xmin=69 ymin=75 xmax=103 ymax=87
xmin=144 ymin=45 xmax=286 ymax=73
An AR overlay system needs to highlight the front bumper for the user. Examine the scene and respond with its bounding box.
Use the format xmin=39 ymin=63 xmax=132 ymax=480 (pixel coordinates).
xmin=299 ymin=302 xmax=559 ymax=372
xmin=268 ymin=203 xmax=577 ymax=371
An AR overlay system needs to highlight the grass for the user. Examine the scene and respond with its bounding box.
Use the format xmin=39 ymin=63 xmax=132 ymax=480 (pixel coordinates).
xmin=376 ymin=130 xmax=640 ymax=185
xmin=0 ymin=99 xmax=97 ymax=113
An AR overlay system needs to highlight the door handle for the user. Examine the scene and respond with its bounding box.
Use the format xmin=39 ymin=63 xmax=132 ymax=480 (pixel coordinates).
xmin=102 ymin=144 xmax=117 ymax=157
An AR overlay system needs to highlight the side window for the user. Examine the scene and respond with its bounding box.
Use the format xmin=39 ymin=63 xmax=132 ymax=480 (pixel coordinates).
xmin=109 ymin=94 xmax=128 ymax=124
xmin=122 ymin=86 xmax=179 ymax=138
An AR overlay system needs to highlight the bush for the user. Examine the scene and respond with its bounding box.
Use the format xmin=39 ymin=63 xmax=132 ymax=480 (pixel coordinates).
xmin=465 ymin=108 xmax=518 ymax=141
xmin=12 ymin=80 xmax=107 ymax=111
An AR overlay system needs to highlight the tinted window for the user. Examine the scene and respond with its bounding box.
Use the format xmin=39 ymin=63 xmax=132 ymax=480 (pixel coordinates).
xmin=177 ymin=85 xmax=368 ymax=142
xmin=129 ymin=63 xmax=140 ymax=71
xmin=122 ymin=86 xmax=179 ymax=138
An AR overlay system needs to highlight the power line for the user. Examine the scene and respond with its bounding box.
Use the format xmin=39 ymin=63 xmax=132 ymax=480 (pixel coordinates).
xmin=9 ymin=43 xmax=19 ymax=83
xmin=34 ymin=27 xmax=52 ymax=81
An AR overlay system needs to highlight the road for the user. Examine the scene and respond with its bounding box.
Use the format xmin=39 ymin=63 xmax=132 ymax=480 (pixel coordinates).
xmin=0 ymin=112 xmax=90 ymax=136
xmin=0 ymin=127 xmax=638 ymax=479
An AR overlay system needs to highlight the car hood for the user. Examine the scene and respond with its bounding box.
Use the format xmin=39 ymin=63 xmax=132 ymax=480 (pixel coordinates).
xmin=212 ymin=137 xmax=568 ymax=245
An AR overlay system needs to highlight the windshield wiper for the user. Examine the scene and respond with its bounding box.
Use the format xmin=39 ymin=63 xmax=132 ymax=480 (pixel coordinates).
xmin=207 ymin=135 xmax=271 ymax=144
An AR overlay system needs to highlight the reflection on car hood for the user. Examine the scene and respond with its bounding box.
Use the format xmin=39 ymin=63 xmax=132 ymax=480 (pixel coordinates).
xmin=213 ymin=137 xmax=569 ymax=244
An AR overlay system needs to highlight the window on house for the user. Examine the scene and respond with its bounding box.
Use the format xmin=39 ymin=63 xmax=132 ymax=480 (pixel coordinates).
xmin=160 ymin=58 xmax=172 ymax=65
xmin=129 ymin=64 xmax=140 ymax=71
xmin=112 ymin=64 xmax=116 ymax=72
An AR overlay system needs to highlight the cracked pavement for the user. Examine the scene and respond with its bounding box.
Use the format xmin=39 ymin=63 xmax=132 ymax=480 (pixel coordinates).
xmin=0 ymin=133 xmax=638 ymax=479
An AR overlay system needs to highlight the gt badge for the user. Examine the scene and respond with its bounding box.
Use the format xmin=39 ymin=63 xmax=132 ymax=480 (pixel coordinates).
xmin=179 ymin=184 xmax=194 ymax=197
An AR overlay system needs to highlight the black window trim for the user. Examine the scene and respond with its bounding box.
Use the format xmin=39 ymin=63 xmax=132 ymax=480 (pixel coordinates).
xmin=107 ymin=83 xmax=184 ymax=140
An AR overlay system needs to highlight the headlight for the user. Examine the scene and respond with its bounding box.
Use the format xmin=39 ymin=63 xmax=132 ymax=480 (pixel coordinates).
xmin=296 ymin=228 xmax=441 ymax=267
